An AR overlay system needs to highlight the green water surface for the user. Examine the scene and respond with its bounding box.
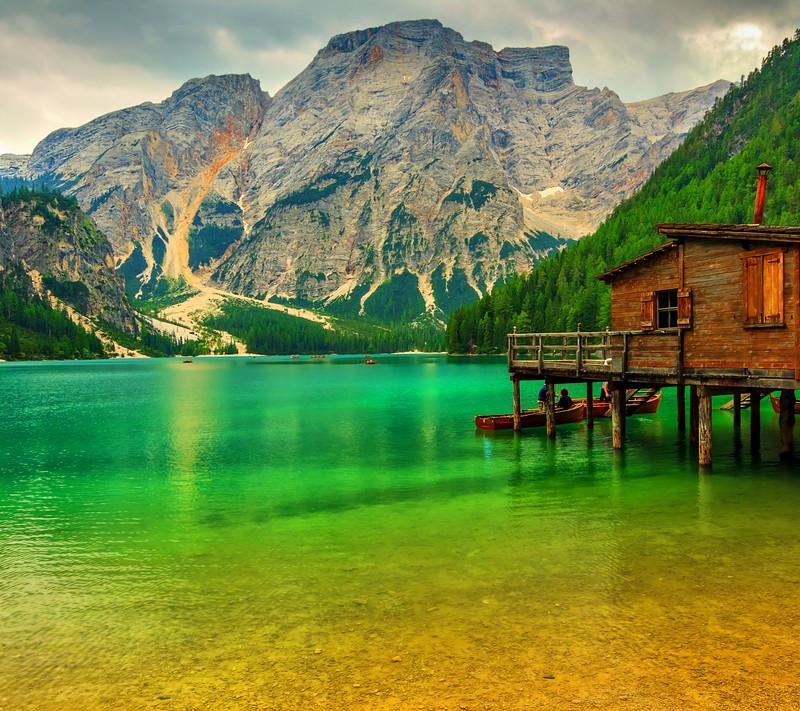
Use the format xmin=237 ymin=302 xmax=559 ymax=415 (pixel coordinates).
xmin=1 ymin=355 xmax=799 ymax=710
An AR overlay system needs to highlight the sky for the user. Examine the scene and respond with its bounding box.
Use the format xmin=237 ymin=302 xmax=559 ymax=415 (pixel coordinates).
xmin=1 ymin=0 xmax=798 ymax=155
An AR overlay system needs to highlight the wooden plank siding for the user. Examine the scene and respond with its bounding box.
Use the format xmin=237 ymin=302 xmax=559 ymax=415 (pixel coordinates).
xmin=610 ymin=248 xmax=679 ymax=328
xmin=627 ymin=333 xmax=680 ymax=370
xmin=602 ymin=237 xmax=798 ymax=376
xmin=682 ymin=239 xmax=796 ymax=372
xmin=608 ymin=247 xmax=679 ymax=369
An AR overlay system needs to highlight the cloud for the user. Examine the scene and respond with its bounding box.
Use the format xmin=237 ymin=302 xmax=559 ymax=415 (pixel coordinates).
xmin=0 ymin=21 xmax=175 ymax=154
xmin=1 ymin=0 xmax=798 ymax=153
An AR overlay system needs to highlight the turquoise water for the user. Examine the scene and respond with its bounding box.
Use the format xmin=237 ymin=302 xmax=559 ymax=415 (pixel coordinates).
xmin=2 ymin=355 xmax=800 ymax=710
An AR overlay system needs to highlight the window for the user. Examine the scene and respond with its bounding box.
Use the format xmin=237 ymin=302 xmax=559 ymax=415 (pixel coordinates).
xmin=657 ymin=289 xmax=678 ymax=328
xmin=742 ymin=249 xmax=784 ymax=327
xmin=641 ymin=289 xmax=690 ymax=330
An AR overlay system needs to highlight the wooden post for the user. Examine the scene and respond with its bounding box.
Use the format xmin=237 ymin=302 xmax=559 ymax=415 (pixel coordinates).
xmin=698 ymin=385 xmax=713 ymax=467
xmin=586 ymin=381 xmax=594 ymax=428
xmin=732 ymin=392 xmax=741 ymax=428
xmin=750 ymin=389 xmax=761 ymax=456
xmin=676 ymin=385 xmax=686 ymax=432
xmin=512 ymin=377 xmax=521 ymax=432
xmin=689 ymin=386 xmax=699 ymax=445
xmin=779 ymin=389 xmax=795 ymax=461
xmin=610 ymin=381 xmax=625 ymax=450
xmin=545 ymin=381 xmax=556 ymax=439
xmin=537 ymin=335 xmax=544 ymax=373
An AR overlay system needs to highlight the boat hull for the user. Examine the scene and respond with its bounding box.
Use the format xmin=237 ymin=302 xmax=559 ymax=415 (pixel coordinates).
xmin=578 ymin=391 xmax=663 ymax=416
xmin=769 ymin=394 xmax=800 ymax=414
xmin=475 ymin=403 xmax=586 ymax=430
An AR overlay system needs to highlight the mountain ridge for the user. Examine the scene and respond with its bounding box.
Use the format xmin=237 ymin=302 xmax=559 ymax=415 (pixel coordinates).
xmin=0 ymin=19 xmax=730 ymax=322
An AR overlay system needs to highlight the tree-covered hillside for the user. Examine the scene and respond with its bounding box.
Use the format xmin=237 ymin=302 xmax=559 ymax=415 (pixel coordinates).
xmin=204 ymin=301 xmax=446 ymax=355
xmin=0 ymin=188 xmax=212 ymax=359
xmin=447 ymin=29 xmax=800 ymax=354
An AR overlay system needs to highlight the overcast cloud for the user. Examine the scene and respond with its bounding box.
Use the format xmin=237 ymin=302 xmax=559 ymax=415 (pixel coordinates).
xmin=1 ymin=0 xmax=797 ymax=154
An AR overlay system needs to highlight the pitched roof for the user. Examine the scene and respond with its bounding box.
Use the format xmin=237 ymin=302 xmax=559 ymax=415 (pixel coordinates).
xmin=657 ymin=223 xmax=800 ymax=241
xmin=597 ymin=223 xmax=800 ymax=283
xmin=597 ymin=241 xmax=678 ymax=283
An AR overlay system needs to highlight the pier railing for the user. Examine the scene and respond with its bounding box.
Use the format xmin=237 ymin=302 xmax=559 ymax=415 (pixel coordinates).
xmin=508 ymin=329 xmax=681 ymax=380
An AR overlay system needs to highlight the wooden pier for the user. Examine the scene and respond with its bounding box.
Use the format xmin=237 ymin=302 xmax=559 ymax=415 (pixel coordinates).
xmin=507 ymin=328 xmax=797 ymax=465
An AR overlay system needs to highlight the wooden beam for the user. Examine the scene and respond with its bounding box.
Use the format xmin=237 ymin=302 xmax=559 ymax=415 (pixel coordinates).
xmin=512 ymin=377 xmax=521 ymax=432
xmin=779 ymin=389 xmax=795 ymax=462
xmin=750 ymin=389 xmax=761 ymax=456
xmin=610 ymin=381 xmax=625 ymax=450
xmin=677 ymin=385 xmax=686 ymax=432
xmin=690 ymin=386 xmax=699 ymax=445
xmin=545 ymin=381 xmax=556 ymax=439
xmin=586 ymin=382 xmax=594 ymax=428
xmin=795 ymin=244 xmax=800 ymax=381
xmin=698 ymin=385 xmax=713 ymax=467
xmin=732 ymin=393 xmax=741 ymax=428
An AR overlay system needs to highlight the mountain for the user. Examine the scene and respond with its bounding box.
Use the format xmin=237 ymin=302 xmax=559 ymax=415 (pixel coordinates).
xmin=0 ymin=188 xmax=138 ymax=358
xmin=2 ymin=20 xmax=729 ymax=322
xmin=446 ymin=29 xmax=800 ymax=354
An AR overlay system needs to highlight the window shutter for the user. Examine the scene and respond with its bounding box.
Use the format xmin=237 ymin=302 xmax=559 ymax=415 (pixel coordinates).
xmin=677 ymin=289 xmax=692 ymax=329
xmin=640 ymin=291 xmax=654 ymax=330
xmin=762 ymin=251 xmax=784 ymax=324
xmin=742 ymin=256 xmax=763 ymax=326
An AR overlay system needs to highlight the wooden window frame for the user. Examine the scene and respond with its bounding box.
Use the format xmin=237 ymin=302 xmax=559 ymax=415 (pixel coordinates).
xmin=741 ymin=247 xmax=785 ymax=328
xmin=642 ymin=289 xmax=685 ymax=331
xmin=657 ymin=289 xmax=679 ymax=329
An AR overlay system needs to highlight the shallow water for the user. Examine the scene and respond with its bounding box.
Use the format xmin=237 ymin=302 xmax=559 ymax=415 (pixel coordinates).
xmin=1 ymin=355 xmax=799 ymax=710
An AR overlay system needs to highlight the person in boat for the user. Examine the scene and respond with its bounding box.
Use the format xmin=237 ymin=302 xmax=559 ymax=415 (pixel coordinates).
xmin=557 ymin=388 xmax=573 ymax=410
xmin=537 ymin=384 xmax=547 ymax=410
xmin=599 ymin=382 xmax=612 ymax=403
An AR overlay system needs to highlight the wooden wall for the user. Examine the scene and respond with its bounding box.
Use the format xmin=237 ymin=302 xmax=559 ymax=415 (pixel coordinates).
xmin=609 ymin=248 xmax=679 ymax=330
xmin=609 ymin=248 xmax=679 ymax=369
xmin=683 ymin=239 xmax=797 ymax=371
xmin=607 ymin=238 xmax=799 ymax=374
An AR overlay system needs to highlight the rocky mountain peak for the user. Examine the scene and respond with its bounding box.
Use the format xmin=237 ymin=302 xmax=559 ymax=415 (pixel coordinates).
xmin=497 ymin=45 xmax=573 ymax=92
xmin=0 ymin=20 xmax=731 ymax=322
xmin=324 ymin=19 xmax=448 ymax=54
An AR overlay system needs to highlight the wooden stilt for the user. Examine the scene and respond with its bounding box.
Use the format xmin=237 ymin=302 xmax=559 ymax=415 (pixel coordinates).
xmin=750 ymin=389 xmax=761 ymax=456
xmin=586 ymin=382 xmax=594 ymax=428
xmin=512 ymin=378 xmax=521 ymax=432
xmin=698 ymin=385 xmax=713 ymax=467
xmin=732 ymin=393 xmax=741 ymax=428
xmin=779 ymin=389 xmax=795 ymax=462
xmin=677 ymin=385 xmax=686 ymax=432
xmin=545 ymin=382 xmax=556 ymax=439
xmin=689 ymin=386 xmax=699 ymax=445
xmin=610 ymin=381 xmax=625 ymax=450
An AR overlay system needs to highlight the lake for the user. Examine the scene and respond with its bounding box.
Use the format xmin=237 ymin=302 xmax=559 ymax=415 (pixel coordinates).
xmin=2 ymin=354 xmax=799 ymax=710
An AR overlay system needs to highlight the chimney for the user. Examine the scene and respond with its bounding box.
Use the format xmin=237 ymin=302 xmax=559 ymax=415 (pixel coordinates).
xmin=753 ymin=163 xmax=771 ymax=225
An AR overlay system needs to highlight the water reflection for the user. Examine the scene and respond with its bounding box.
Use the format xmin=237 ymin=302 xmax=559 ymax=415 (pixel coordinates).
xmin=4 ymin=359 xmax=800 ymax=709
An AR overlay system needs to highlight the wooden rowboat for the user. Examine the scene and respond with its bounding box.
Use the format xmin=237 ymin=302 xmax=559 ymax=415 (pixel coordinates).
xmin=769 ymin=394 xmax=800 ymax=414
xmin=475 ymin=402 xmax=586 ymax=430
xmin=578 ymin=390 xmax=663 ymax=417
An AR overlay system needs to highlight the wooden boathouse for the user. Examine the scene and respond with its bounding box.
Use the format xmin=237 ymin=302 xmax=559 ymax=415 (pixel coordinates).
xmin=507 ymin=164 xmax=798 ymax=466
